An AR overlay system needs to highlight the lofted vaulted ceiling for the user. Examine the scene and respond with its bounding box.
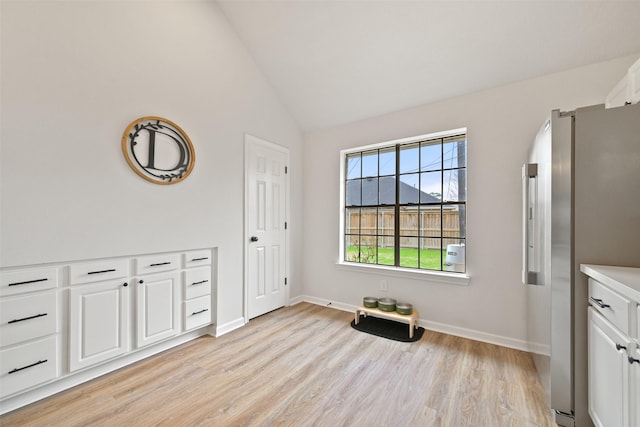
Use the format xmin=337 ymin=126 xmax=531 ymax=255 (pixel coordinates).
xmin=217 ymin=0 xmax=640 ymax=132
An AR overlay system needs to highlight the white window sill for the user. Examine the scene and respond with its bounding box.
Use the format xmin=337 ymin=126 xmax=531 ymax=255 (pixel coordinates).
xmin=335 ymin=261 xmax=470 ymax=286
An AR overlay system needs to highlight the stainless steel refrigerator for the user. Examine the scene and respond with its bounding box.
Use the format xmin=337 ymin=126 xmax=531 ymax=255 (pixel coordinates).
xmin=523 ymin=103 xmax=640 ymax=427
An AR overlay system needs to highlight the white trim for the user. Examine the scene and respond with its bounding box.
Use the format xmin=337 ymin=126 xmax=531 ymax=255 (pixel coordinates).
xmin=335 ymin=261 xmax=470 ymax=286
xmin=214 ymin=317 xmax=246 ymax=337
xmin=340 ymin=127 xmax=467 ymax=155
xmin=243 ymin=134 xmax=291 ymax=323
xmin=293 ymin=295 xmax=533 ymax=353
xmin=527 ymin=341 xmax=551 ymax=356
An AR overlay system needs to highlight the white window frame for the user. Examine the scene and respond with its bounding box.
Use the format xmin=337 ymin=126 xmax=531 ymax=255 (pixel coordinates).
xmin=337 ymin=128 xmax=470 ymax=286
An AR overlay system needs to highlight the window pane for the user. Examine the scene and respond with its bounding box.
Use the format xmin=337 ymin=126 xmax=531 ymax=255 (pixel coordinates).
xmin=360 ymin=207 xmax=377 ymax=236
xmin=345 ymin=179 xmax=361 ymax=206
xmin=361 ymin=177 xmax=378 ymax=206
xmin=377 ymin=237 xmax=394 ymax=266
xmin=345 ymin=235 xmax=360 ymax=262
xmin=419 ymin=239 xmax=443 ymax=270
xmin=346 ymin=154 xmax=361 ymax=179
xmin=443 ymin=137 xmax=466 ymax=169
xmin=420 ymin=207 xmax=441 ymax=238
xmin=378 ymin=206 xmax=395 ymax=236
xmin=345 ymin=208 xmax=360 ymax=235
xmin=420 ymin=140 xmax=441 ymax=171
xmin=360 ymin=240 xmax=377 ymax=264
xmin=379 ymin=147 xmax=395 ymax=176
xmin=399 ymin=237 xmax=419 ymax=268
xmin=399 ymin=143 xmax=419 ymax=174
xmin=420 ymin=171 xmax=441 ymax=202
xmin=400 ymin=207 xmax=419 ymax=236
xmin=399 ymin=173 xmax=419 ymax=204
xmin=443 ymin=169 xmax=466 ymax=202
xmin=444 ymin=205 xmax=466 ymax=238
xmin=362 ymin=150 xmax=378 ymax=178
xmin=379 ymin=176 xmax=395 ymax=205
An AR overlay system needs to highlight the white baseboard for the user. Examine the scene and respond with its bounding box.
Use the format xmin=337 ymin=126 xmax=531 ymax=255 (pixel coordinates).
xmin=215 ymin=317 xmax=246 ymax=337
xmin=290 ymin=295 xmax=356 ymax=313
xmin=421 ymin=319 xmax=531 ymax=352
xmin=527 ymin=341 xmax=551 ymax=356
xmin=292 ymin=295 xmax=534 ymax=353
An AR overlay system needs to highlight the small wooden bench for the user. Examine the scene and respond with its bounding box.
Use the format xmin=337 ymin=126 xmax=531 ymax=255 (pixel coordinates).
xmin=355 ymin=306 xmax=420 ymax=338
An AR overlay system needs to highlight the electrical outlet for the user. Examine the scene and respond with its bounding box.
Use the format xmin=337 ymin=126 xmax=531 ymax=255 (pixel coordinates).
xmin=380 ymin=280 xmax=388 ymax=292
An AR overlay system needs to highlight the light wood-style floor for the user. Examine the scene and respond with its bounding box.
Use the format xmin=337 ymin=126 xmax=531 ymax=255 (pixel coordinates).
xmin=1 ymin=303 xmax=556 ymax=426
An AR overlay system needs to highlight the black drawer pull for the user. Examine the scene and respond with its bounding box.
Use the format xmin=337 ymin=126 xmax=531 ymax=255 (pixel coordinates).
xmin=150 ymin=262 xmax=171 ymax=267
xmin=8 ymin=278 xmax=48 ymax=287
xmin=629 ymin=356 xmax=640 ymax=365
xmin=191 ymin=280 xmax=209 ymax=286
xmin=191 ymin=257 xmax=208 ymax=261
xmin=590 ymin=297 xmax=611 ymax=309
xmin=616 ymin=343 xmax=627 ymax=352
xmin=8 ymin=359 xmax=48 ymax=374
xmin=88 ymin=269 xmax=116 ymax=275
xmin=8 ymin=313 xmax=48 ymax=324
xmin=192 ymin=308 xmax=209 ymax=316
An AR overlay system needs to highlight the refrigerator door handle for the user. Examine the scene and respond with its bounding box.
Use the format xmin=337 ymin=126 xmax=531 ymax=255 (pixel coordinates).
xmin=522 ymin=163 xmax=540 ymax=285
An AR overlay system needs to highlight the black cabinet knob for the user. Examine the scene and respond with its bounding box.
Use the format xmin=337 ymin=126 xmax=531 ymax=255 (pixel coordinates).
xmin=139 ymin=280 xmax=144 ymax=284
xmin=123 ymin=282 xmax=128 ymax=287
xmin=630 ymin=356 xmax=640 ymax=365
xmin=250 ymin=236 xmax=259 ymax=242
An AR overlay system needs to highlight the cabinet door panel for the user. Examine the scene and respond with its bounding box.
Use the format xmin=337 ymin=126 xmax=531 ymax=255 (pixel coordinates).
xmin=136 ymin=272 xmax=179 ymax=348
xmin=69 ymin=280 xmax=129 ymax=372
xmin=588 ymin=308 xmax=630 ymax=427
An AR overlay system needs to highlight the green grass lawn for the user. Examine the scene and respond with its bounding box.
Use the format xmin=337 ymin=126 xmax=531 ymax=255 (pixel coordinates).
xmin=346 ymin=246 xmax=444 ymax=270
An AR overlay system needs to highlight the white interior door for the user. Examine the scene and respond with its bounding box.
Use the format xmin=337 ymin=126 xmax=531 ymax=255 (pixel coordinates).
xmin=245 ymin=134 xmax=288 ymax=319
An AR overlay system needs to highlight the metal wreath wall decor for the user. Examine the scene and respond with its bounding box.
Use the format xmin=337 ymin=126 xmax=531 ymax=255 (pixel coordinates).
xmin=122 ymin=116 xmax=195 ymax=184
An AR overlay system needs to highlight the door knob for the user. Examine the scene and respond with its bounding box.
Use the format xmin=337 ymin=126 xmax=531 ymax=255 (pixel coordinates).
xmin=250 ymin=236 xmax=259 ymax=242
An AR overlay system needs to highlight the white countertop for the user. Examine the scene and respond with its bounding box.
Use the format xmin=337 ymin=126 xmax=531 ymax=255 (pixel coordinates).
xmin=581 ymin=264 xmax=640 ymax=301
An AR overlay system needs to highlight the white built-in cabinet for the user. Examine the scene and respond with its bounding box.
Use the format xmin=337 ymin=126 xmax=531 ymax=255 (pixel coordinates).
xmin=0 ymin=267 xmax=59 ymax=400
xmin=582 ymin=264 xmax=640 ymax=427
xmin=0 ymin=248 xmax=216 ymax=414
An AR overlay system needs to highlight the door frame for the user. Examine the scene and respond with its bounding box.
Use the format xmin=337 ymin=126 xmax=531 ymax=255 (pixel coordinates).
xmin=243 ymin=133 xmax=290 ymax=323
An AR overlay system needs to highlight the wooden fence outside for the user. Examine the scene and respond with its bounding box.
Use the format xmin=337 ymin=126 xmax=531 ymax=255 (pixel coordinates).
xmin=346 ymin=208 xmax=463 ymax=249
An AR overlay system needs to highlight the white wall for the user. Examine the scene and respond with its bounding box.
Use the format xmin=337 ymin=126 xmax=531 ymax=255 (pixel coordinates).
xmin=0 ymin=1 xmax=304 ymax=328
xmin=302 ymin=54 xmax=639 ymax=349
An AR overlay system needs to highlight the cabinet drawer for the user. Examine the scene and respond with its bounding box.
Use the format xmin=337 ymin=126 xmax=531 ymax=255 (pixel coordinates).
xmin=0 ymin=267 xmax=58 ymax=297
xmin=183 ymin=267 xmax=211 ymax=300
xmin=0 ymin=336 xmax=58 ymax=398
xmin=134 ymin=253 xmax=180 ymax=275
xmin=69 ymin=259 xmax=129 ymax=285
xmin=0 ymin=292 xmax=57 ymax=347
xmin=589 ymin=278 xmax=631 ymax=334
xmin=184 ymin=295 xmax=211 ymax=331
xmin=184 ymin=250 xmax=212 ymax=268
